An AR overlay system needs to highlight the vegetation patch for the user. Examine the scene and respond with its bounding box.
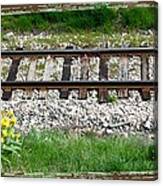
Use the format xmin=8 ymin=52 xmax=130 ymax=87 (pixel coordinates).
xmin=1 ymin=110 xmax=22 ymax=166
xmin=2 ymin=130 xmax=157 ymax=175
xmin=107 ymin=94 xmax=118 ymax=103
xmin=2 ymin=6 xmax=157 ymax=33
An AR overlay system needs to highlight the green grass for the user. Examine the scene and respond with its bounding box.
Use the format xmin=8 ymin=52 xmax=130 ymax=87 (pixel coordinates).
xmin=2 ymin=130 xmax=157 ymax=176
xmin=107 ymin=94 xmax=118 ymax=103
xmin=2 ymin=6 xmax=157 ymax=33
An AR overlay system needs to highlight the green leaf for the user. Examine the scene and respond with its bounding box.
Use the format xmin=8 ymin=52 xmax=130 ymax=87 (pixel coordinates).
xmin=2 ymin=145 xmax=19 ymax=154
xmin=1 ymin=156 xmax=11 ymax=165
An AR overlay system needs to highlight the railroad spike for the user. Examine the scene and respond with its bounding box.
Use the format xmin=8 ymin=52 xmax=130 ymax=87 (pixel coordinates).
xmin=1 ymin=88 xmax=12 ymax=101
xmin=26 ymin=88 xmax=33 ymax=100
xmin=140 ymin=88 xmax=151 ymax=101
xmin=60 ymin=88 xmax=69 ymax=99
xmin=98 ymin=88 xmax=108 ymax=103
xmin=117 ymin=89 xmax=129 ymax=99
xmin=79 ymin=88 xmax=87 ymax=99
xmin=38 ymin=88 xmax=47 ymax=100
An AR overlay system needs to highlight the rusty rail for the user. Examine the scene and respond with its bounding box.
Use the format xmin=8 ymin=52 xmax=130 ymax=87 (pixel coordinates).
xmin=1 ymin=2 xmax=157 ymax=16
xmin=2 ymin=171 xmax=158 ymax=180
xmin=1 ymin=80 xmax=157 ymax=90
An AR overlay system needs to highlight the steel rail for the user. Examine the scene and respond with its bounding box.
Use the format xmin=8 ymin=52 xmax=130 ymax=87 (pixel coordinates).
xmin=1 ymin=1 xmax=157 ymax=12
xmin=1 ymin=48 xmax=157 ymax=58
xmin=1 ymin=80 xmax=157 ymax=90
xmin=1 ymin=2 xmax=157 ymax=16
xmin=1 ymin=1 xmax=156 ymax=9
xmin=2 ymin=171 xmax=158 ymax=180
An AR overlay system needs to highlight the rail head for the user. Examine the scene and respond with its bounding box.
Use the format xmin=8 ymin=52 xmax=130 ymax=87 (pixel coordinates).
xmin=1 ymin=48 xmax=158 ymax=58
xmin=1 ymin=1 xmax=157 ymax=15
xmin=1 ymin=80 xmax=157 ymax=91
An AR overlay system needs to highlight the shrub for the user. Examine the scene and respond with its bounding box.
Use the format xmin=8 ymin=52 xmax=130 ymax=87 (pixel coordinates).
xmin=120 ymin=7 xmax=157 ymax=30
xmin=16 ymin=16 xmax=32 ymax=32
xmin=107 ymin=94 xmax=118 ymax=103
xmin=1 ymin=110 xmax=22 ymax=165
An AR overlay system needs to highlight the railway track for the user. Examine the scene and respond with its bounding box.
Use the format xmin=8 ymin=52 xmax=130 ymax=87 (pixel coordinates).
xmin=2 ymin=171 xmax=158 ymax=180
xmin=1 ymin=47 xmax=158 ymax=102
xmin=2 ymin=47 xmax=157 ymax=57
xmin=1 ymin=1 xmax=157 ymax=16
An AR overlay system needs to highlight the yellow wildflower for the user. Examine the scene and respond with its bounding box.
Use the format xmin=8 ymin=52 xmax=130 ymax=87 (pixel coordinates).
xmin=2 ymin=129 xmax=8 ymax=137
xmin=9 ymin=131 xmax=15 ymax=139
xmin=8 ymin=110 xmax=14 ymax=118
xmin=10 ymin=116 xmax=17 ymax=126
xmin=1 ymin=117 xmax=10 ymax=128
xmin=8 ymin=129 xmax=15 ymax=138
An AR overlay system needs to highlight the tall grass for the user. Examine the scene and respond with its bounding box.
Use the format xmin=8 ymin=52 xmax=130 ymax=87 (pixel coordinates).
xmin=2 ymin=130 xmax=157 ymax=175
xmin=2 ymin=6 xmax=157 ymax=33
